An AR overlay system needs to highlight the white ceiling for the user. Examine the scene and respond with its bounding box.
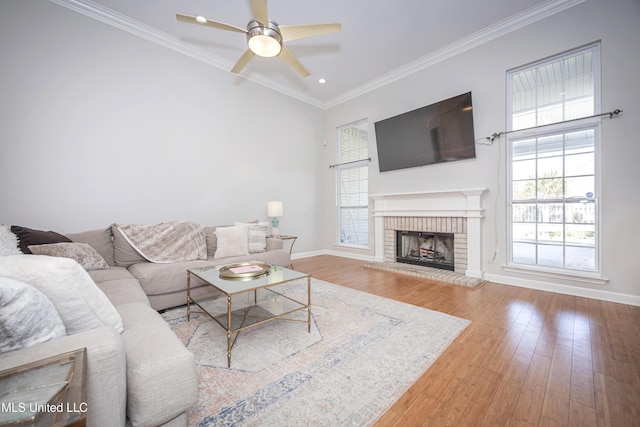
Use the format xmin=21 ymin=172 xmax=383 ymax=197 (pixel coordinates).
xmin=52 ymin=0 xmax=583 ymax=108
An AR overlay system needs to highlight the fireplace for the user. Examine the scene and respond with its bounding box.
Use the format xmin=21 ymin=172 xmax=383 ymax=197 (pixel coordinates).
xmin=396 ymin=231 xmax=455 ymax=271
xmin=371 ymin=188 xmax=487 ymax=281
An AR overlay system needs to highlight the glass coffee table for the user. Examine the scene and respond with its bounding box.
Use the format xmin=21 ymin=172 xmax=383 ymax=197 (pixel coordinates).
xmin=186 ymin=262 xmax=311 ymax=368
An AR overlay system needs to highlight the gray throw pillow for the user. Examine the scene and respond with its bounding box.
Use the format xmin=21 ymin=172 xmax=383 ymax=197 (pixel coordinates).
xmin=234 ymin=221 xmax=268 ymax=253
xmin=28 ymin=242 xmax=110 ymax=271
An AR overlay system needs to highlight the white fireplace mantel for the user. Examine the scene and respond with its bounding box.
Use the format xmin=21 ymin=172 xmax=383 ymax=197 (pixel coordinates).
xmin=370 ymin=188 xmax=487 ymax=218
xmin=370 ymin=188 xmax=488 ymax=278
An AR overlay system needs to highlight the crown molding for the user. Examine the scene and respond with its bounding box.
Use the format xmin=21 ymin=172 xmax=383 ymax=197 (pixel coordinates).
xmin=323 ymin=0 xmax=587 ymax=109
xmin=50 ymin=0 xmax=585 ymax=110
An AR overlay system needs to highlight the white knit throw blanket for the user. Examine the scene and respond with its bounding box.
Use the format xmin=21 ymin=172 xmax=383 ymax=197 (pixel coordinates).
xmin=115 ymin=221 xmax=207 ymax=263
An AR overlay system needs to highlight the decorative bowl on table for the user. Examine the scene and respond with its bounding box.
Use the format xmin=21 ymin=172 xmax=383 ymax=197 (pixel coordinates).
xmin=218 ymin=262 xmax=271 ymax=280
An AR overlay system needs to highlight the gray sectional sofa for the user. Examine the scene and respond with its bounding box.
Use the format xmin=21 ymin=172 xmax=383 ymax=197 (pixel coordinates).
xmin=0 ymin=223 xmax=291 ymax=427
xmin=70 ymin=224 xmax=291 ymax=311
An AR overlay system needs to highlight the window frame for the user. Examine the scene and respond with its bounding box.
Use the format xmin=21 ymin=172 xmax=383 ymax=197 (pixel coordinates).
xmin=336 ymin=119 xmax=369 ymax=249
xmin=505 ymin=43 xmax=605 ymax=280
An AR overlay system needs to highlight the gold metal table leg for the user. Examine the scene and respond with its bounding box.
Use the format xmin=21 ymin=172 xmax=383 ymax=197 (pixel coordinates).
xmin=307 ymin=276 xmax=311 ymax=333
xmin=187 ymin=271 xmax=191 ymax=321
xmin=227 ymin=295 xmax=232 ymax=368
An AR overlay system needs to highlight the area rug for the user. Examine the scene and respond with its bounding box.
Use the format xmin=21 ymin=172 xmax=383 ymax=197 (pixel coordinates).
xmin=161 ymin=279 xmax=470 ymax=426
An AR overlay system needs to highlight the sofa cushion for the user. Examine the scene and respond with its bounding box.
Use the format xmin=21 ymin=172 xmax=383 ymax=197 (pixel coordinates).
xmin=0 ymin=277 xmax=67 ymax=354
xmin=112 ymin=225 xmax=147 ymax=268
xmin=0 ymin=225 xmax=22 ymax=256
xmin=88 ymin=266 xmax=149 ymax=308
xmin=117 ymin=303 xmax=198 ymax=427
xmin=214 ymin=225 xmax=249 ymax=259
xmin=87 ymin=265 xmax=136 ymax=284
xmin=129 ymin=248 xmax=292 ymax=295
xmin=28 ymin=242 xmax=110 ymax=271
xmin=0 ymin=255 xmax=124 ymax=335
xmin=10 ymin=225 xmax=72 ymax=254
xmin=128 ymin=259 xmax=214 ymax=296
xmin=97 ymin=278 xmax=150 ymax=308
xmin=66 ymin=227 xmax=115 ymax=266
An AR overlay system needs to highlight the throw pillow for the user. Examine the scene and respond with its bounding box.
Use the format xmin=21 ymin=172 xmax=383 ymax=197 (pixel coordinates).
xmin=11 ymin=225 xmax=72 ymax=254
xmin=234 ymin=221 xmax=268 ymax=253
xmin=28 ymin=242 xmax=110 ymax=271
xmin=0 ymin=277 xmax=67 ymax=354
xmin=204 ymin=226 xmax=218 ymax=258
xmin=66 ymin=227 xmax=115 ymax=266
xmin=0 ymin=255 xmax=124 ymax=335
xmin=0 ymin=225 xmax=22 ymax=256
xmin=214 ymin=225 xmax=249 ymax=259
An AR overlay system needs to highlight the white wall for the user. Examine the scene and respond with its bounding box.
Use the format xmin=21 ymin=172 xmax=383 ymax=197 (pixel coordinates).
xmin=0 ymin=0 xmax=325 ymax=253
xmin=1 ymin=0 xmax=638 ymax=302
xmin=323 ymin=0 xmax=640 ymax=302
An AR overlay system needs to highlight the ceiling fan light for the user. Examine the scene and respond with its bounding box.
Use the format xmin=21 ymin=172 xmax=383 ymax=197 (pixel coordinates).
xmin=248 ymin=35 xmax=281 ymax=57
xmin=246 ymin=19 xmax=282 ymax=58
xmin=195 ymin=15 xmax=207 ymax=24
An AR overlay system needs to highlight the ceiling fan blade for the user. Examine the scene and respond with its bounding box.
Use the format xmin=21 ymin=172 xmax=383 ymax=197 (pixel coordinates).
xmin=278 ymin=46 xmax=310 ymax=77
xmin=176 ymin=13 xmax=247 ymax=33
xmin=279 ymin=23 xmax=342 ymax=42
xmin=231 ymin=49 xmax=256 ymax=74
xmin=250 ymin=0 xmax=269 ymax=25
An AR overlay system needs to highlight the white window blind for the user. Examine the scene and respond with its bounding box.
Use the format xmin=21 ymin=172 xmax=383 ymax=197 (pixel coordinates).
xmin=336 ymin=120 xmax=369 ymax=247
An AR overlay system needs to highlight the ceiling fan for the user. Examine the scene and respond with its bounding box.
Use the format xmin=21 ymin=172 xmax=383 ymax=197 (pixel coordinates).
xmin=176 ymin=0 xmax=341 ymax=77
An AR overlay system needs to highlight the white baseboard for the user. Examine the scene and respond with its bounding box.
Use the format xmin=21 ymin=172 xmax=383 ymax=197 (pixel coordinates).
xmin=293 ymin=251 xmax=640 ymax=307
xmin=292 ymin=250 xmax=326 ymax=260
xmin=324 ymin=249 xmax=375 ymax=262
xmin=485 ymin=273 xmax=640 ymax=307
xmin=293 ymin=249 xmax=374 ymax=262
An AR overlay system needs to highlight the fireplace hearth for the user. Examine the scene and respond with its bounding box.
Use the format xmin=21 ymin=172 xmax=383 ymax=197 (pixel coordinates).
xmin=371 ymin=188 xmax=487 ymax=282
xmin=396 ymin=231 xmax=455 ymax=271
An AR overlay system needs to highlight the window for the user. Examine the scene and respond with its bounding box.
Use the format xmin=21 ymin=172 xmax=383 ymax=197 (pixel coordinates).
xmin=336 ymin=120 xmax=369 ymax=247
xmin=507 ymin=43 xmax=600 ymax=273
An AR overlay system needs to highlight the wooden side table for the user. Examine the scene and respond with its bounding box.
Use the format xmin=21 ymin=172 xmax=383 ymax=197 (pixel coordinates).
xmin=0 ymin=348 xmax=87 ymax=426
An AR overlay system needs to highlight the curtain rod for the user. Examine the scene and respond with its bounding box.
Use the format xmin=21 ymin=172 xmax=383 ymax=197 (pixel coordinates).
xmin=329 ymin=158 xmax=372 ymax=168
xmin=484 ymin=108 xmax=623 ymax=142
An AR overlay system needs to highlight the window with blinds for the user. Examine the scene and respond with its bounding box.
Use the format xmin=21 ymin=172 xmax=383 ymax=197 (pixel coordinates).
xmin=336 ymin=120 xmax=369 ymax=247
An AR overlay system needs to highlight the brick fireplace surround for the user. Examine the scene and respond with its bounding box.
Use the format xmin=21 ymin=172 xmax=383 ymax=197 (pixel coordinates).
xmin=366 ymin=189 xmax=487 ymax=287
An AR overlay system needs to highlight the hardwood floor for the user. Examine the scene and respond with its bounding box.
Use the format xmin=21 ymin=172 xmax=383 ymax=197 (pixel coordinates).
xmin=293 ymin=255 xmax=640 ymax=427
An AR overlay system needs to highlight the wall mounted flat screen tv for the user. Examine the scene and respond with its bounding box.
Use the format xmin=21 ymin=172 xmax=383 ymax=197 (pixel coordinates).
xmin=374 ymin=92 xmax=476 ymax=172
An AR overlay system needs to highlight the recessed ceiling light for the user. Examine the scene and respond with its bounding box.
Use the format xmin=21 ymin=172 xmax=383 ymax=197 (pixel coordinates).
xmin=196 ymin=16 xmax=207 ymax=24
xmin=318 ymin=78 xmax=327 ymax=84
